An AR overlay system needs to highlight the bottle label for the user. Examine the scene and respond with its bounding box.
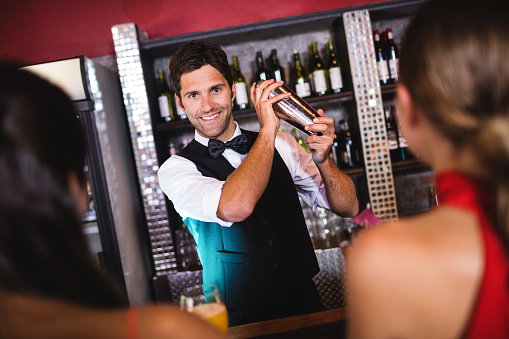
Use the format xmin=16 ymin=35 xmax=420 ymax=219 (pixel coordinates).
xmin=295 ymin=82 xmax=311 ymax=98
xmin=313 ymin=70 xmax=327 ymax=93
xmin=377 ymin=60 xmax=390 ymax=81
xmin=329 ymin=67 xmax=343 ymax=90
xmin=398 ymin=135 xmax=408 ymax=148
xmin=158 ymin=96 xmax=171 ymax=119
xmin=387 ymin=131 xmax=399 ymax=150
xmin=389 ymin=58 xmax=399 ymax=80
xmin=274 ymin=70 xmax=284 ymax=82
xmin=234 ymin=82 xmax=249 ymax=105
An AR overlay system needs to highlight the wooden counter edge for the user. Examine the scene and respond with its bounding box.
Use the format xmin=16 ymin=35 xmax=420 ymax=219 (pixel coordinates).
xmin=228 ymin=307 xmax=348 ymax=338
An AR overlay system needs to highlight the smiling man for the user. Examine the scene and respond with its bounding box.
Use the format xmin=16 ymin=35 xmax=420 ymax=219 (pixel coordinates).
xmin=158 ymin=40 xmax=358 ymax=327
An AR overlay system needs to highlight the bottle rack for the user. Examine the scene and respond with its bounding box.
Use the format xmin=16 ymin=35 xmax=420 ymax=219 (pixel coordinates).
xmin=112 ymin=0 xmax=428 ymax=276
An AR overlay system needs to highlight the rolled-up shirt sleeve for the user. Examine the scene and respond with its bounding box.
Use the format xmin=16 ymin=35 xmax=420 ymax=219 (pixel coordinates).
xmin=275 ymin=132 xmax=330 ymax=211
xmin=158 ymin=155 xmax=233 ymax=227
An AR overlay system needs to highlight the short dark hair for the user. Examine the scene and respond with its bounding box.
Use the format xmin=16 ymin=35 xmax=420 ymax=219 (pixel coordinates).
xmin=168 ymin=40 xmax=233 ymax=100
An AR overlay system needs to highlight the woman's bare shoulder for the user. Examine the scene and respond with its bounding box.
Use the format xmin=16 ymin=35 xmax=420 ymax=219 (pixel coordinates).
xmin=346 ymin=209 xmax=482 ymax=339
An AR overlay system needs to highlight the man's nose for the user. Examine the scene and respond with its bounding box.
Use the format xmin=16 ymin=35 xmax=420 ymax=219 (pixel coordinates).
xmin=201 ymin=95 xmax=214 ymax=112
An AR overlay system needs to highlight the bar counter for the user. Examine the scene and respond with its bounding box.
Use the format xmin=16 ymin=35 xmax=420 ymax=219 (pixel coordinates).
xmin=228 ymin=308 xmax=348 ymax=339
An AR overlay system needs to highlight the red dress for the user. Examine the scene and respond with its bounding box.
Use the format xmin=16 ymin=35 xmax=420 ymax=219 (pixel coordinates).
xmin=435 ymin=171 xmax=509 ymax=338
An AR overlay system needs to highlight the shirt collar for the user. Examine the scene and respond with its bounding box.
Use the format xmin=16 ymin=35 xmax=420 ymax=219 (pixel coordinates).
xmin=194 ymin=122 xmax=241 ymax=147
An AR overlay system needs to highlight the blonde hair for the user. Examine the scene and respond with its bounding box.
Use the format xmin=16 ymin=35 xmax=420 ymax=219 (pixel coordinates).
xmin=399 ymin=0 xmax=509 ymax=254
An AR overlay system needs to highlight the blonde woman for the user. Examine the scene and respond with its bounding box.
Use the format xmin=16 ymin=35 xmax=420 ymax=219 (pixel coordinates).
xmin=347 ymin=0 xmax=509 ymax=338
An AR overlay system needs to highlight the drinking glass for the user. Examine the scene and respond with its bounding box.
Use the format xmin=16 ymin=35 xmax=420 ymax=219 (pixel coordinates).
xmin=180 ymin=284 xmax=228 ymax=333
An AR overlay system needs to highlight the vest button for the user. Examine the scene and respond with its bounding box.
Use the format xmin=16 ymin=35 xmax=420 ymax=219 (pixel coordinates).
xmin=260 ymin=218 xmax=268 ymax=224
xmin=267 ymin=240 xmax=273 ymax=246
xmin=272 ymin=262 xmax=278 ymax=268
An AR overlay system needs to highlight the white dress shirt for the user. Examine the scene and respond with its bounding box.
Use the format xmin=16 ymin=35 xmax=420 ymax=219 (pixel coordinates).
xmin=158 ymin=122 xmax=330 ymax=227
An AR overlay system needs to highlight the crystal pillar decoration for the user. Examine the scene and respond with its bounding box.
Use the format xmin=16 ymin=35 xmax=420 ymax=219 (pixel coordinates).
xmin=111 ymin=23 xmax=177 ymax=275
xmin=343 ymin=10 xmax=398 ymax=221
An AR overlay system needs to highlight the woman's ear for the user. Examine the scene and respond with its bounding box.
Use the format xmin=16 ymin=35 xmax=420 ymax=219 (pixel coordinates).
xmin=396 ymin=84 xmax=419 ymax=129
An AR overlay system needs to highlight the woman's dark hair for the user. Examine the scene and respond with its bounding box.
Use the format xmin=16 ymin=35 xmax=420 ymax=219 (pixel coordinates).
xmin=0 ymin=63 xmax=125 ymax=307
xmin=169 ymin=40 xmax=233 ymax=101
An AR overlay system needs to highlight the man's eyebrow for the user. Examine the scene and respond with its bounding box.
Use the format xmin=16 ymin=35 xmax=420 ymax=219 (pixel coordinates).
xmin=183 ymin=83 xmax=226 ymax=97
xmin=182 ymin=89 xmax=198 ymax=97
xmin=210 ymin=83 xmax=226 ymax=89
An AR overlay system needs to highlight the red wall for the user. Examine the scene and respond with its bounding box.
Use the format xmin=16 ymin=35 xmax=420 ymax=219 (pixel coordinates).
xmin=0 ymin=0 xmax=387 ymax=66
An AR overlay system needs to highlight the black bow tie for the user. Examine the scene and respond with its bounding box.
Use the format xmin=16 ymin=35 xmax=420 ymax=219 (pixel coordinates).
xmin=208 ymin=134 xmax=248 ymax=159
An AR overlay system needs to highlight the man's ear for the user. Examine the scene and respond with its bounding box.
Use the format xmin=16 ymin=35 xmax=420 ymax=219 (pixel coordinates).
xmin=231 ymin=83 xmax=236 ymax=103
xmin=396 ymin=84 xmax=419 ymax=128
xmin=176 ymin=95 xmax=185 ymax=111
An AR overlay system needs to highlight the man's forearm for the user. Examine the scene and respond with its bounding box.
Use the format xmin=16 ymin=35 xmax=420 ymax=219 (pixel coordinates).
xmin=317 ymin=156 xmax=359 ymax=217
xmin=217 ymin=129 xmax=276 ymax=222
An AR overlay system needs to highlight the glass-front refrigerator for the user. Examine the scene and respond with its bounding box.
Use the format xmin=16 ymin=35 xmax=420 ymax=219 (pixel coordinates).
xmin=22 ymin=56 xmax=153 ymax=305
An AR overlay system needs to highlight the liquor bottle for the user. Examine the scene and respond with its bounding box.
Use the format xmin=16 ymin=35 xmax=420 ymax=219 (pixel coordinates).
xmin=326 ymin=40 xmax=343 ymax=94
xmin=310 ymin=42 xmax=329 ymax=96
xmin=330 ymin=133 xmax=340 ymax=166
xmin=373 ymin=30 xmax=390 ymax=86
xmin=157 ymin=69 xmax=177 ymax=122
xmin=394 ymin=106 xmax=415 ymax=161
xmin=269 ymin=49 xmax=286 ymax=82
xmin=254 ymin=51 xmax=269 ymax=82
xmin=337 ymin=119 xmax=360 ymax=169
xmin=292 ymin=50 xmax=312 ymax=98
xmin=385 ymin=28 xmax=400 ymax=83
xmin=307 ymin=44 xmax=315 ymax=95
xmin=384 ymin=105 xmax=401 ymax=163
xmin=231 ymin=56 xmax=249 ymax=110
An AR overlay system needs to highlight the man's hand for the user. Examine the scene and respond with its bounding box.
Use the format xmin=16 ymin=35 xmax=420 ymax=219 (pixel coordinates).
xmin=304 ymin=109 xmax=335 ymax=164
xmin=250 ymin=80 xmax=290 ymax=134
xmin=304 ymin=108 xmax=359 ymax=217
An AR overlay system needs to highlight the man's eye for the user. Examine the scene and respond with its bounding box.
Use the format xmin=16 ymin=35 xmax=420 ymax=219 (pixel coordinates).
xmin=188 ymin=93 xmax=197 ymax=99
xmin=212 ymin=87 xmax=221 ymax=94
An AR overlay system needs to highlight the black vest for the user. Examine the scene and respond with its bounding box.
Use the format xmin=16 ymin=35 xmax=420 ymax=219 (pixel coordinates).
xmin=179 ymin=129 xmax=319 ymax=325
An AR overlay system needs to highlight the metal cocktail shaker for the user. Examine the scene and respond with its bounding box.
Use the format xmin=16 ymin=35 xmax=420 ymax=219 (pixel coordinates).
xmin=256 ymin=80 xmax=320 ymax=135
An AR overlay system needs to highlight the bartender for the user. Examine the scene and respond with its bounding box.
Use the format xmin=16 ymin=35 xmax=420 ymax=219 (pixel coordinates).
xmin=158 ymin=40 xmax=358 ymax=326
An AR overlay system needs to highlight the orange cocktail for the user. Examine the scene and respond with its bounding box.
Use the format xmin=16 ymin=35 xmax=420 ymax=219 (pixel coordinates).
xmin=192 ymin=302 xmax=228 ymax=332
xmin=180 ymin=284 xmax=228 ymax=333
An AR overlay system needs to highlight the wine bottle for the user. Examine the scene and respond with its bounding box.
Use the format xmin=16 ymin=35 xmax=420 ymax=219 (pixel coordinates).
xmin=232 ymin=56 xmax=249 ymax=110
xmin=292 ymin=50 xmax=312 ymax=98
xmin=395 ymin=106 xmax=415 ymax=161
xmin=326 ymin=40 xmax=343 ymax=94
xmin=310 ymin=42 xmax=329 ymax=96
xmin=337 ymin=119 xmax=360 ymax=169
xmin=385 ymin=28 xmax=400 ymax=83
xmin=254 ymin=51 xmax=269 ymax=82
xmin=307 ymin=44 xmax=315 ymax=95
xmin=269 ymin=49 xmax=286 ymax=82
xmin=331 ymin=133 xmax=340 ymax=166
xmin=384 ymin=105 xmax=401 ymax=163
xmin=373 ymin=30 xmax=390 ymax=86
xmin=157 ymin=69 xmax=177 ymax=122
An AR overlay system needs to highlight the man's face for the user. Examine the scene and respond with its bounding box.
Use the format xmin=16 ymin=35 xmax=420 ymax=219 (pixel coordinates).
xmin=177 ymin=65 xmax=236 ymax=142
